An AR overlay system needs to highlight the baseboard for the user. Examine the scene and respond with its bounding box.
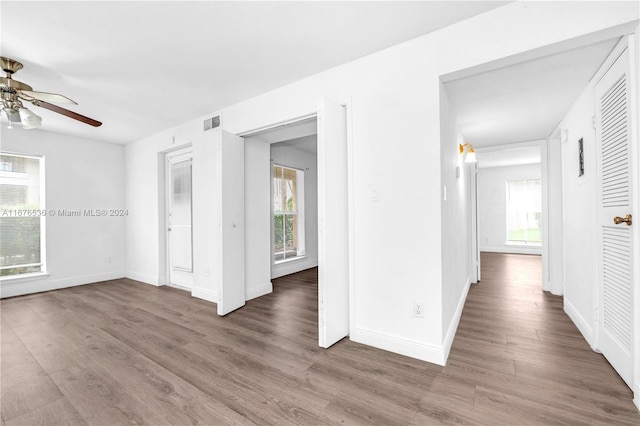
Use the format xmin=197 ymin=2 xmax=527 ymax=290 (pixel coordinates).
xmin=246 ymin=281 xmax=273 ymax=301
xmin=125 ymin=271 xmax=161 ymax=287
xmin=351 ymin=327 xmax=446 ymax=366
xmin=271 ymin=258 xmax=318 ymax=279
xmin=0 ymin=271 xmax=125 ymax=298
xmin=564 ymin=298 xmax=594 ymax=349
xmin=634 ymin=382 xmax=640 ymax=412
xmin=191 ymin=286 xmax=218 ymax=303
xmin=443 ymin=275 xmax=471 ymax=361
xmin=480 ymin=246 xmax=542 ymax=255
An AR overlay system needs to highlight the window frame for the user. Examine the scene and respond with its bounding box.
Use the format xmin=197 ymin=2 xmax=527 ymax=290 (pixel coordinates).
xmin=0 ymin=152 xmax=47 ymax=280
xmin=272 ymin=163 xmax=305 ymax=264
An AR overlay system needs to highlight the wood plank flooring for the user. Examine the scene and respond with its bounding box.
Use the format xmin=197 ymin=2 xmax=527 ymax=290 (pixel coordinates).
xmin=2 ymin=253 xmax=639 ymax=425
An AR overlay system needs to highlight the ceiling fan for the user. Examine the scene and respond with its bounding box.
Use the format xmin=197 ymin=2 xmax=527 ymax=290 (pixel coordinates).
xmin=0 ymin=56 xmax=102 ymax=129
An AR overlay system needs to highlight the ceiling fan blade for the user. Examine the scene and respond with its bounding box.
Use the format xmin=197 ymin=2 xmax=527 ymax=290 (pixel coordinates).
xmin=21 ymin=90 xmax=77 ymax=105
xmin=31 ymin=99 xmax=102 ymax=127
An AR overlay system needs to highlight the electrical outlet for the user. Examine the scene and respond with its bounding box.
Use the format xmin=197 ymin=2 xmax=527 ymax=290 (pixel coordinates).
xmin=414 ymin=301 xmax=424 ymax=318
xmin=107 ymin=256 xmax=113 ymax=264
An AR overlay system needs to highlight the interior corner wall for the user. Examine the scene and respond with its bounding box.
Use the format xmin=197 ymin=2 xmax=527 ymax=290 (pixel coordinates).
xmin=270 ymin=143 xmax=319 ymax=279
xmin=439 ymin=83 xmax=472 ymax=359
xmin=1 ymin=129 xmax=125 ymax=298
xmin=559 ymin=81 xmax=597 ymax=346
xmin=477 ymin=163 xmax=542 ymax=255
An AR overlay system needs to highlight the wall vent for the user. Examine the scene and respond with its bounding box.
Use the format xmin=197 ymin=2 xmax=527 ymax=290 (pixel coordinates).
xmin=204 ymin=116 xmax=220 ymax=131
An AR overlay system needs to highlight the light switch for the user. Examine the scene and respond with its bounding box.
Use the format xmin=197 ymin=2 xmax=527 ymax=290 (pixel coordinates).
xmin=369 ymin=186 xmax=380 ymax=202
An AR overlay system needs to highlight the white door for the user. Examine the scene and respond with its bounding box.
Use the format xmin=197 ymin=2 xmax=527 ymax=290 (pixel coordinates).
xmin=217 ymin=130 xmax=246 ymax=316
xmin=167 ymin=150 xmax=193 ymax=288
xmin=595 ymin=46 xmax=634 ymax=388
xmin=317 ymin=98 xmax=350 ymax=348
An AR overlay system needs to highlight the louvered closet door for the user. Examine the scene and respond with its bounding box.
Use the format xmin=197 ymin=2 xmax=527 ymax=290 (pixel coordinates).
xmin=595 ymin=47 xmax=634 ymax=389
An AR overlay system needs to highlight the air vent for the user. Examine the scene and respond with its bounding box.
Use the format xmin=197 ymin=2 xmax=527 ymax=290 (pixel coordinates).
xmin=203 ymin=116 xmax=220 ymax=131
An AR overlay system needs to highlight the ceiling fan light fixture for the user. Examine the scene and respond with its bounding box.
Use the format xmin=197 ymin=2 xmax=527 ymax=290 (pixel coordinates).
xmin=18 ymin=107 xmax=42 ymax=129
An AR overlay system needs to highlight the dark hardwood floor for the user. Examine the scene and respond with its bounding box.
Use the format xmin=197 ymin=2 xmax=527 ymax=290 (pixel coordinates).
xmin=1 ymin=254 xmax=638 ymax=425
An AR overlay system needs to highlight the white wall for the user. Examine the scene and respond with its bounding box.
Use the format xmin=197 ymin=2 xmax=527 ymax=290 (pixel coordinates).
xmin=546 ymin=136 xmax=565 ymax=295
xmin=270 ymin=141 xmax=319 ymax=279
xmin=1 ymin=129 xmax=125 ymax=297
xmin=245 ymin=138 xmax=273 ymax=299
xmin=559 ymin=82 xmax=598 ymax=347
xmin=478 ymin=163 xmax=542 ymax=255
xmin=124 ymin=2 xmax=639 ymax=365
xmin=439 ymin=84 xmax=472 ymax=356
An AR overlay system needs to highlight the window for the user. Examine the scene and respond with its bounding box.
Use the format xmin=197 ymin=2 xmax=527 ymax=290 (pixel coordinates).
xmin=273 ymin=164 xmax=305 ymax=262
xmin=506 ymin=179 xmax=541 ymax=245
xmin=0 ymin=153 xmax=45 ymax=277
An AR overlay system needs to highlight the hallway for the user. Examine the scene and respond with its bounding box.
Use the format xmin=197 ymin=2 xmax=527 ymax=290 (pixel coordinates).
xmin=448 ymin=252 xmax=638 ymax=423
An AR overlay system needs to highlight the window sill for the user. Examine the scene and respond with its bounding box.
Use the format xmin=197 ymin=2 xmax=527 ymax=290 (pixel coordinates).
xmin=275 ymin=255 xmax=306 ymax=265
xmin=505 ymin=242 xmax=542 ymax=247
xmin=0 ymin=272 xmax=50 ymax=285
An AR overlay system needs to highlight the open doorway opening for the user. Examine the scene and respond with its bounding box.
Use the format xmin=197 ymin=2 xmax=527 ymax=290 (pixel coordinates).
xmin=441 ymin=34 xmax=637 ymax=397
xmin=241 ymin=99 xmax=350 ymax=349
xmin=243 ymin=117 xmax=319 ymax=279
xmin=475 ymin=143 xmax=543 ymax=289
xmin=271 ymin=134 xmax=319 ymax=278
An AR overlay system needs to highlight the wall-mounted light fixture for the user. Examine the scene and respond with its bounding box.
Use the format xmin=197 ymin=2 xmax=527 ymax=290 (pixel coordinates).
xmin=459 ymin=143 xmax=477 ymax=163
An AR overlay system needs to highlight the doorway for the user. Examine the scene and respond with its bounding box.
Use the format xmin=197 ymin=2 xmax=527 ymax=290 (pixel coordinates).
xmin=166 ymin=148 xmax=193 ymax=289
xmin=240 ymin=99 xmax=350 ymax=348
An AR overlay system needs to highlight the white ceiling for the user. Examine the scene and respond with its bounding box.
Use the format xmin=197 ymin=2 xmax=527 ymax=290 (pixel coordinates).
xmin=476 ymin=145 xmax=541 ymax=169
xmin=444 ymin=38 xmax=619 ymax=148
xmin=1 ymin=1 xmax=507 ymax=145
xmin=273 ymin=135 xmax=318 ymax=156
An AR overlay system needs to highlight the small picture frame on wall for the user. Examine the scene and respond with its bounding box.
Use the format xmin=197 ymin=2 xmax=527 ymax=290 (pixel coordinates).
xmin=578 ymin=138 xmax=584 ymax=177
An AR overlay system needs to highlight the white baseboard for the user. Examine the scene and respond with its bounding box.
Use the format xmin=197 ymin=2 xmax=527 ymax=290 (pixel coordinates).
xmin=351 ymin=327 xmax=446 ymax=366
xmin=0 ymin=271 xmax=125 ymax=298
xmin=634 ymin=382 xmax=640 ymax=412
xmin=443 ymin=276 xmax=471 ymax=361
xmin=191 ymin=286 xmax=218 ymax=303
xmin=246 ymin=281 xmax=273 ymax=301
xmin=564 ymin=298 xmax=594 ymax=349
xmin=125 ymin=271 xmax=161 ymax=287
xmin=480 ymin=246 xmax=542 ymax=255
xmin=271 ymin=258 xmax=318 ymax=279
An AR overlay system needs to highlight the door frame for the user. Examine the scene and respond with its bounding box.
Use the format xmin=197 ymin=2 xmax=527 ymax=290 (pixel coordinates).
xmin=591 ymin=35 xmax=639 ymax=403
xmin=164 ymin=146 xmax=194 ymax=290
xmin=238 ymin=99 xmax=355 ymax=347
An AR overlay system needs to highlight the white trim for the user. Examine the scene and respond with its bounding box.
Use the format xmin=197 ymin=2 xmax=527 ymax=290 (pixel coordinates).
xmin=271 ymin=258 xmax=318 ymax=279
xmin=564 ymin=297 xmax=595 ymax=350
xmin=0 ymin=272 xmax=49 ymax=284
xmin=246 ymin=281 xmax=273 ymax=301
xmin=346 ymin=97 xmax=357 ymax=340
xmin=238 ymin=113 xmax=317 ymax=137
xmin=480 ymin=247 xmax=542 ymax=255
xmin=125 ymin=271 xmax=161 ymax=286
xmin=626 ymin=31 xmax=640 ymax=411
xmin=351 ymin=327 xmax=446 ymax=366
xmin=191 ymin=286 xmax=218 ymax=303
xmin=443 ymin=276 xmax=471 ymax=361
xmin=0 ymin=271 xmax=124 ymax=299
xmin=274 ymin=255 xmax=306 ymax=265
